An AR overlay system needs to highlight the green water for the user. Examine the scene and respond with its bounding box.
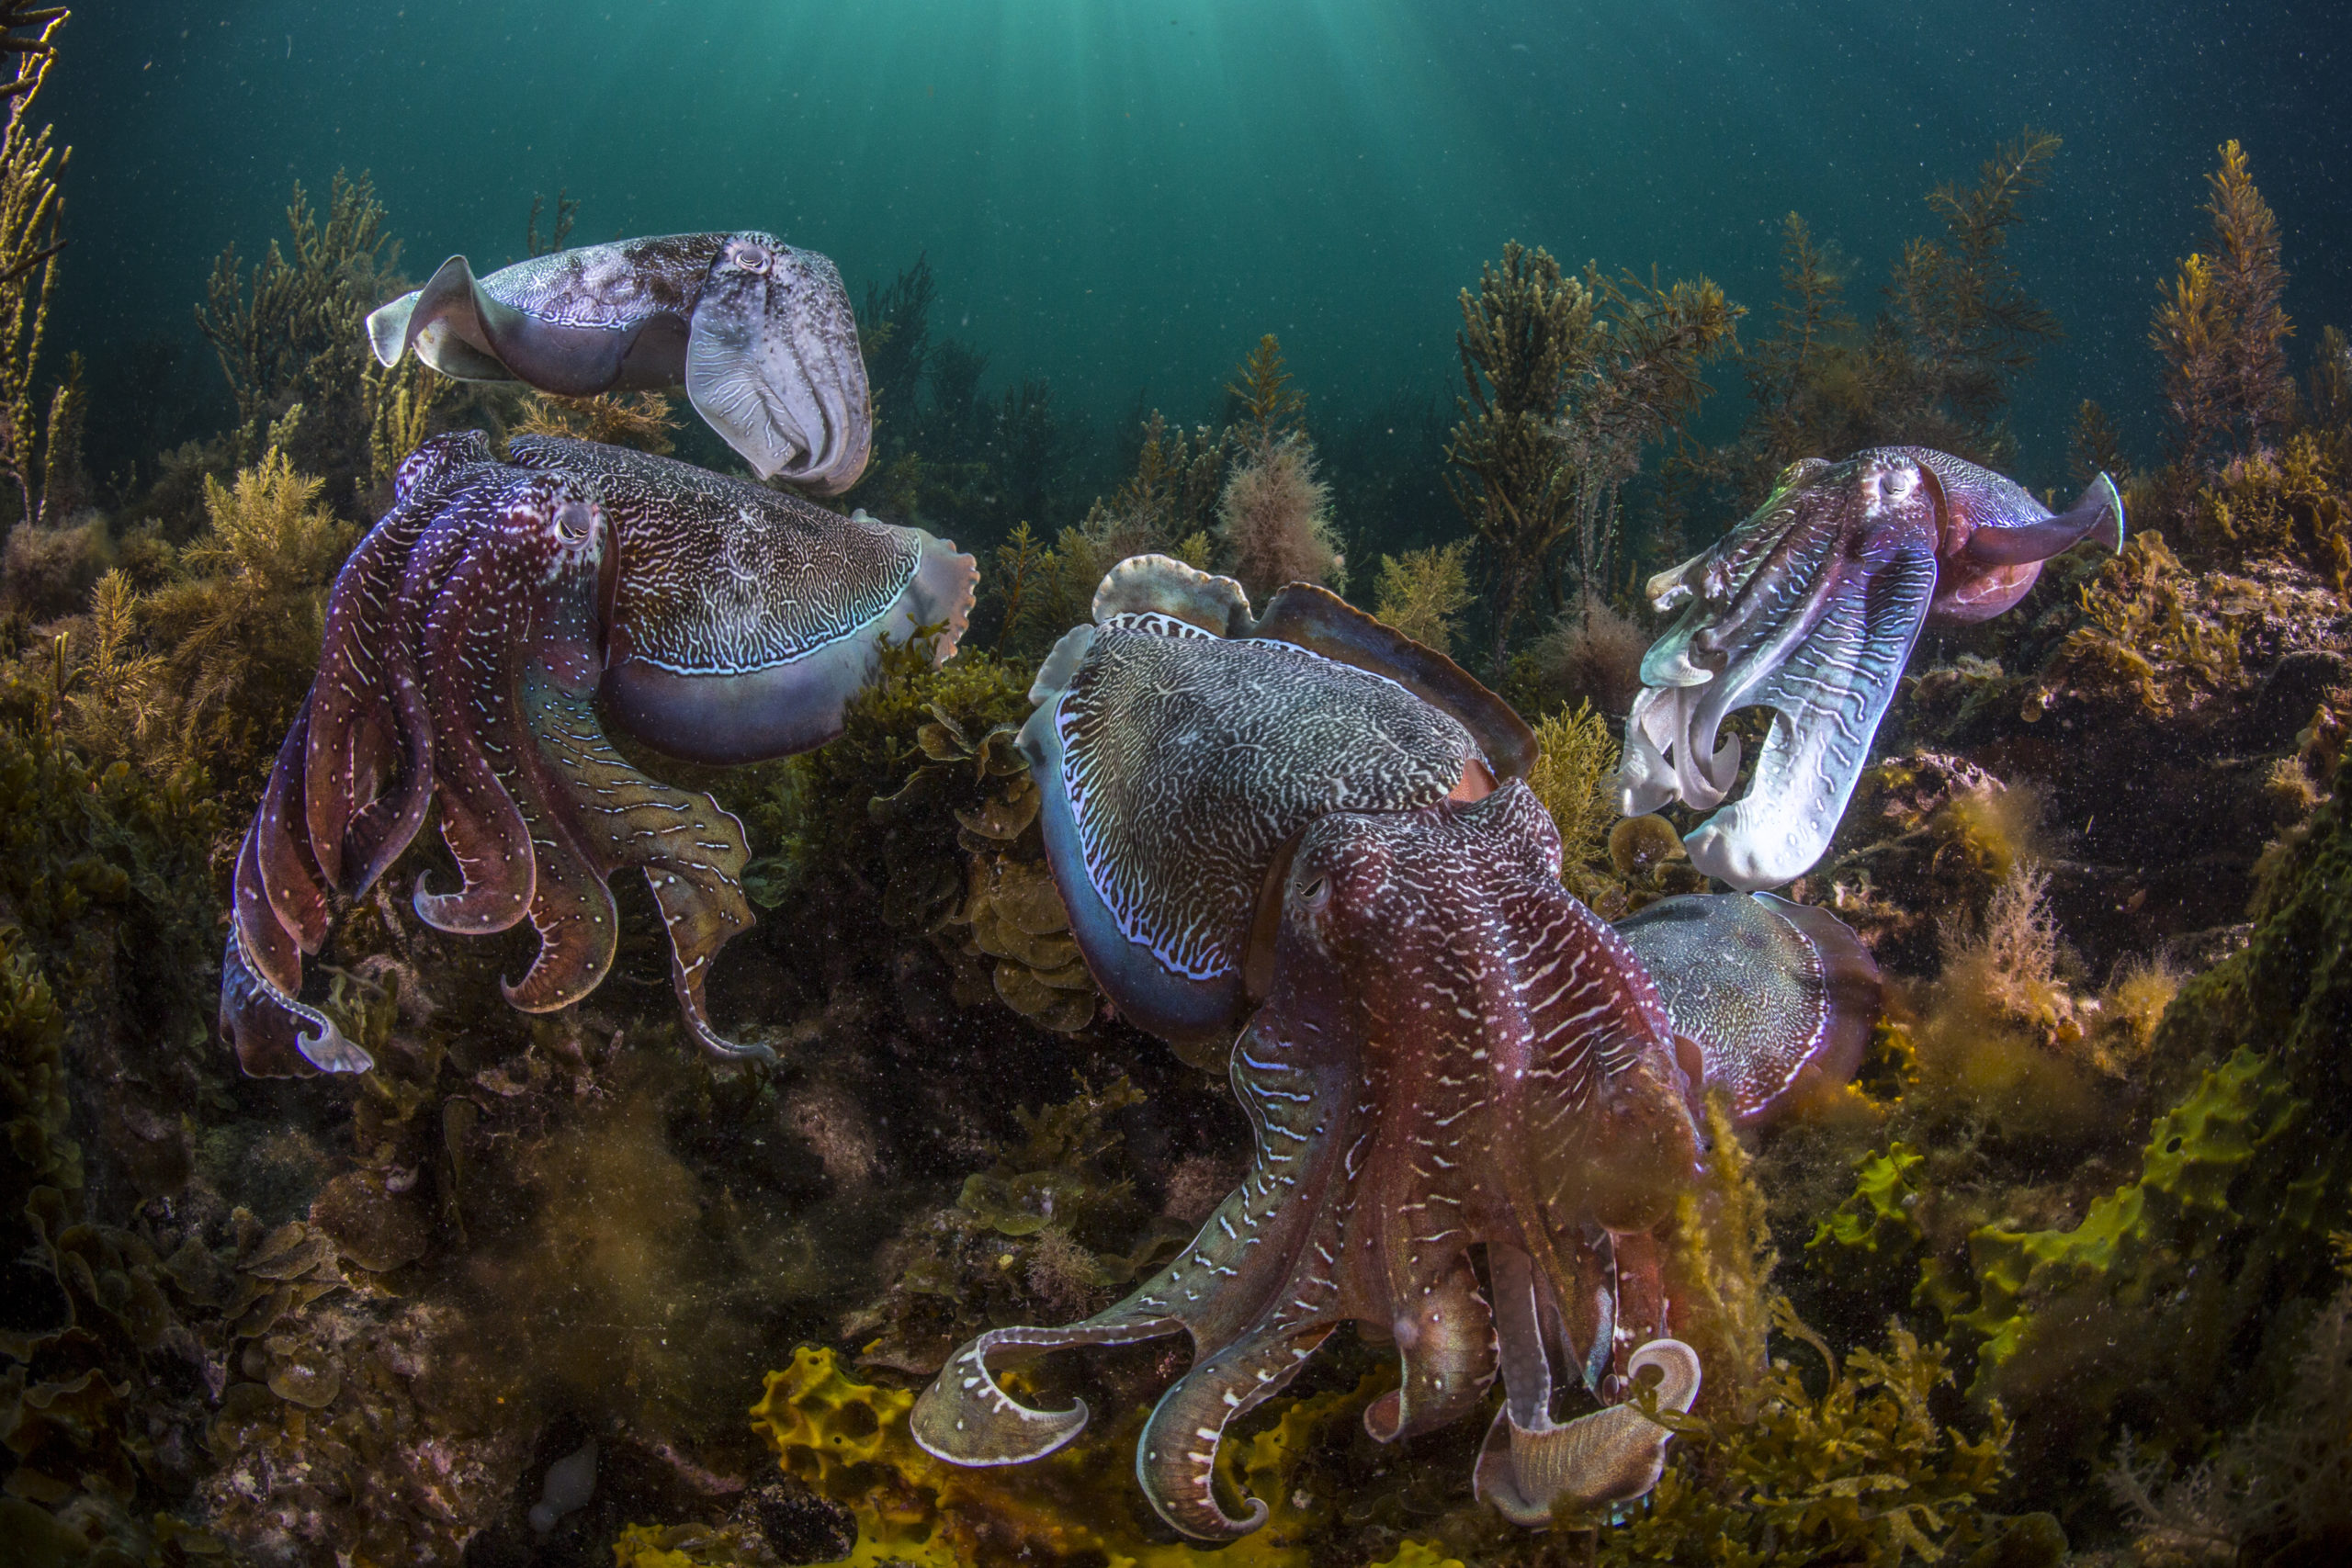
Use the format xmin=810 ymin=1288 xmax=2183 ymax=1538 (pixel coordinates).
xmin=53 ymin=0 xmax=2351 ymax=480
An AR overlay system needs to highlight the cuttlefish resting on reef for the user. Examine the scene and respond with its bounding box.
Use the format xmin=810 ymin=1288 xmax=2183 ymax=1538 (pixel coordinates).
xmin=1617 ymin=446 xmax=2124 ymax=891
xmin=911 ymin=556 xmax=1880 ymax=1537
xmin=219 ymin=433 xmax=976 ymax=1078
xmin=367 ymin=231 xmax=871 ymax=492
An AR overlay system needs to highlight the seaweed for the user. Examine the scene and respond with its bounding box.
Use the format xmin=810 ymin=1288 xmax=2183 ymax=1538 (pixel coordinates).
xmin=2106 ymin=1271 xmax=2352 ymax=1565
xmin=1706 ymin=133 xmax=2063 ymax=501
xmin=2190 ymin=433 xmax=2351 ymax=596
xmin=1939 ymin=759 xmax=2352 ymax=1479
xmin=749 ymin=1342 xmax=1381 ymax=1567
xmin=1216 ymin=431 xmax=1343 ymax=600
xmin=842 ymin=1073 xmax=1179 ymax=1375
xmin=2152 ymin=141 xmax=2295 ymax=469
xmin=512 ymin=389 xmax=684 ymax=457
xmin=0 ymin=5 xmax=64 ymax=531
xmin=132 ymin=448 xmax=356 ymax=792
xmin=1446 ymin=243 xmax=1737 ymax=671
xmin=1373 ymin=540 xmax=1474 ymax=654
xmin=1599 ymin=1300 xmax=2054 ymax=1568
xmin=1522 ymin=700 xmax=1617 ymax=890
xmin=1874 ymin=130 xmax=2064 ymax=463
xmin=1718 ymin=212 xmax=1866 ymax=504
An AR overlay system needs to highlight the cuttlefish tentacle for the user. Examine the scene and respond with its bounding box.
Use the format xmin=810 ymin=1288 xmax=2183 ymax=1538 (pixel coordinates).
xmin=248 ymin=697 xmax=330 ymax=961
xmin=1137 ymin=1319 xmax=1340 ymax=1539
xmin=301 ymin=431 xmax=486 ymax=890
xmin=520 ymin=671 xmax=760 ymax=1056
xmin=913 ymin=995 xmax=1358 ymax=1535
xmin=1685 ymin=538 xmax=1938 ymax=889
xmin=910 ymin=1311 xmax=1188 ymax=1469
xmin=1363 ymin=1253 xmax=1497 ymax=1444
xmin=1476 ymin=1337 xmax=1701 ymax=1527
xmin=408 ymin=505 xmax=539 ymax=935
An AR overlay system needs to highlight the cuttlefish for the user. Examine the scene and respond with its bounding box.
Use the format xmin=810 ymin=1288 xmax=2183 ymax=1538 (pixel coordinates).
xmin=912 ymin=557 xmax=1881 ymax=1537
xmin=367 ymin=231 xmax=871 ymax=491
xmin=1617 ymin=447 xmax=2122 ymax=890
xmin=220 ymin=433 xmax=975 ymax=1077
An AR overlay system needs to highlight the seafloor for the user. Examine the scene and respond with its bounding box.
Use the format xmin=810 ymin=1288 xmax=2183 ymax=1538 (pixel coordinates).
xmin=1 ymin=31 xmax=2348 ymax=1568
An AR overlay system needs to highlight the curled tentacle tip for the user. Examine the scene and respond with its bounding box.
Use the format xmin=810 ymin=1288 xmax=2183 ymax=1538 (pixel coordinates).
xmin=1475 ymin=1337 xmax=1701 ymax=1527
xmin=298 ymin=1020 xmax=376 ymax=1075
xmin=910 ymin=1338 xmax=1094 ymax=1466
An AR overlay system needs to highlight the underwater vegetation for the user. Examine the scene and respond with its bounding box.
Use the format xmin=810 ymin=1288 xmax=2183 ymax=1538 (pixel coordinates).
xmin=0 ymin=1 xmax=2344 ymax=1557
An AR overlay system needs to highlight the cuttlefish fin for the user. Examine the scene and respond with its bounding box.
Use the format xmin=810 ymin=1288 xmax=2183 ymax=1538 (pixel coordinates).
xmin=367 ymin=257 xmax=514 ymax=381
xmin=1473 ymin=1339 xmax=1701 ymax=1527
xmin=1091 ymin=553 xmax=1253 ymax=636
xmin=1250 ymin=581 xmax=1539 ymax=783
xmin=1683 ymin=544 xmax=1936 ymax=891
xmin=1960 ymin=472 xmax=2126 ymax=567
xmin=369 ymin=255 xmax=640 ymax=392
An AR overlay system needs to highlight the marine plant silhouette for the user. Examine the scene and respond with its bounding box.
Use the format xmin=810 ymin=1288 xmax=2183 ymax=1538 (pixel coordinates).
xmin=1711 ymin=132 xmax=2063 ymax=500
xmin=1446 ymin=242 xmax=1736 ymax=672
xmin=195 ymin=170 xmax=442 ymax=504
xmin=0 ymin=4 xmax=66 ymax=532
xmin=2151 ymin=140 xmax=2294 ymax=468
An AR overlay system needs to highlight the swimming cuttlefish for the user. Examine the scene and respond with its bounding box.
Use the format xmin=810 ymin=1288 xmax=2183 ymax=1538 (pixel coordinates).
xmin=1617 ymin=447 xmax=2123 ymax=891
xmin=367 ymin=231 xmax=871 ymax=491
xmin=220 ymin=434 xmax=975 ymax=1077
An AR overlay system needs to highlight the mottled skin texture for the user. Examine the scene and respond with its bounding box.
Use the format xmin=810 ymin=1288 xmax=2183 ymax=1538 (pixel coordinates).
xmin=919 ymin=560 xmax=1716 ymax=1537
xmin=367 ymin=231 xmax=872 ymax=492
xmin=1055 ymin=615 xmax=1477 ymax=980
xmin=220 ymin=433 xmax=976 ymax=1077
xmin=914 ymin=783 xmax=1702 ymax=1539
xmin=1617 ymin=447 xmax=2122 ymax=891
xmin=1615 ymin=891 xmax=1882 ymax=1124
xmin=1023 ymin=557 xmax=1532 ymax=1062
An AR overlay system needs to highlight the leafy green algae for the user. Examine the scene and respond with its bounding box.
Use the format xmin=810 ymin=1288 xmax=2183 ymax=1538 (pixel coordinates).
xmin=1941 ymin=756 xmax=2352 ymax=1457
xmin=746 ymin=1344 xmax=1383 ymax=1568
xmin=1600 ymin=1303 xmax=2056 ymax=1568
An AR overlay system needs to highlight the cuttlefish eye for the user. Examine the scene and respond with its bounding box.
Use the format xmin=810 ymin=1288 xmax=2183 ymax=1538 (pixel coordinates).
xmin=1297 ymin=873 xmax=1330 ymax=911
xmin=728 ymin=241 xmax=774 ymax=274
xmin=553 ymin=500 xmax=596 ymax=543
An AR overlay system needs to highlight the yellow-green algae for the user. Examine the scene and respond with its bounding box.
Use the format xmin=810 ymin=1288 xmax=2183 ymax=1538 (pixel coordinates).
xmin=745 ymin=1344 xmax=1385 ymax=1568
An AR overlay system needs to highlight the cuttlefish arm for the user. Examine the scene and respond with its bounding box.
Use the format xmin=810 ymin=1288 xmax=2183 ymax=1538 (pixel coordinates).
xmin=366 ymin=231 xmax=871 ymax=492
xmin=1685 ymin=535 xmax=1937 ymax=889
